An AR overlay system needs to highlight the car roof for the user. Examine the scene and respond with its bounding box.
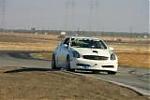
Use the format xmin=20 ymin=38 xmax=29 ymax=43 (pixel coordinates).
xmin=66 ymin=36 xmax=101 ymax=40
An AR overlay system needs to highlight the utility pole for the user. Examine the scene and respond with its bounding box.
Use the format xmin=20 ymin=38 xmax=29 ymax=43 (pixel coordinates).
xmin=65 ymin=0 xmax=69 ymax=31
xmin=88 ymin=0 xmax=99 ymax=32
xmin=0 ymin=0 xmax=6 ymax=30
xmin=88 ymin=0 xmax=94 ymax=32
xmin=129 ymin=26 xmax=133 ymax=39
xmin=64 ymin=0 xmax=75 ymax=32
xmin=95 ymin=0 xmax=100 ymax=32
xmin=70 ymin=0 xmax=75 ymax=31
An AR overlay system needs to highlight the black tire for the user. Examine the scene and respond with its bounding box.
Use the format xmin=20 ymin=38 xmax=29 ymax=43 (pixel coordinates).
xmin=66 ymin=56 xmax=71 ymax=71
xmin=107 ymin=71 xmax=116 ymax=75
xmin=92 ymin=70 xmax=100 ymax=74
xmin=51 ymin=54 xmax=56 ymax=69
xmin=69 ymin=69 xmax=75 ymax=72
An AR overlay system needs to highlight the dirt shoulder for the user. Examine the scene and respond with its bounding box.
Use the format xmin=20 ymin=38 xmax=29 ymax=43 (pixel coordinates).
xmin=0 ymin=66 xmax=148 ymax=100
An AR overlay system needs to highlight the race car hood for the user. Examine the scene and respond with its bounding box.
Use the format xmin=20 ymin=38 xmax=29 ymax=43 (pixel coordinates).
xmin=71 ymin=47 xmax=111 ymax=57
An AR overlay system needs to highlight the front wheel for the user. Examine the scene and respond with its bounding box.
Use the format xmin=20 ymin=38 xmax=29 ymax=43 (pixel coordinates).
xmin=92 ymin=70 xmax=100 ymax=74
xmin=66 ymin=56 xmax=71 ymax=71
xmin=107 ymin=71 xmax=117 ymax=75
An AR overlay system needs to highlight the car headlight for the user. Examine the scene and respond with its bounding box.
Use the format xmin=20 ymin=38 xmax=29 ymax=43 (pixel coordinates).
xmin=110 ymin=53 xmax=116 ymax=60
xmin=72 ymin=51 xmax=80 ymax=58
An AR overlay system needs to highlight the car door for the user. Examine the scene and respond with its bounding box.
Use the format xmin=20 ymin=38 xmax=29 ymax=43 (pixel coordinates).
xmin=55 ymin=43 xmax=62 ymax=67
xmin=60 ymin=37 xmax=70 ymax=67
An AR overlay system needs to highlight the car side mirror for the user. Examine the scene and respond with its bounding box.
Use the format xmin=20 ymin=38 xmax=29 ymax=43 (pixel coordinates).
xmin=109 ymin=47 xmax=114 ymax=51
xmin=64 ymin=44 xmax=69 ymax=48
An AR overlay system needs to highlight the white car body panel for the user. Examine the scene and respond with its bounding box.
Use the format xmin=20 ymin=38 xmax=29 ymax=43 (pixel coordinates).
xmin=71 ymin=48 xmax=118 ymax=72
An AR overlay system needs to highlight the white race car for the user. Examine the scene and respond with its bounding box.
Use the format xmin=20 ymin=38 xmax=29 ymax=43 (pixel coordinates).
xmin=52 ymin=36 xmax=118 ymax=74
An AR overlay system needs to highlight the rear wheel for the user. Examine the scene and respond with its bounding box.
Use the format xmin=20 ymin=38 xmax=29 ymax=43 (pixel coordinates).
xmin=51 ymin=54 xmax=56 ymax=69
xmin=107 ymin=71 xmax=116 ymax=75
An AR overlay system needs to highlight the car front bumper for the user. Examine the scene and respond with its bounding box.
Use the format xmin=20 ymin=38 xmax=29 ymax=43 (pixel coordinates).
xmin=74 ymin=58 xmax=118 ymax=72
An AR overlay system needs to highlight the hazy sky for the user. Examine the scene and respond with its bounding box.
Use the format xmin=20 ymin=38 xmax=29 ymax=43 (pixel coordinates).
xmin=0 ymin=0 xmax=149 ymax=33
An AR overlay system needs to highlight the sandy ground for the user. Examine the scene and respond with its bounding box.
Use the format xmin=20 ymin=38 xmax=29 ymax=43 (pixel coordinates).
xmin=0 ymin=66 xmax=149 ymax=100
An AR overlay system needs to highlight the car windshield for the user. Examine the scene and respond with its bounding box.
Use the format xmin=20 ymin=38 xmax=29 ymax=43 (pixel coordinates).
xmin=71 ymin=38 xmax=107 ymax=49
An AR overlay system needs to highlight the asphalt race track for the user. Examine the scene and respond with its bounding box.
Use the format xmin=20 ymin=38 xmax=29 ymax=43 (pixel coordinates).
xmin=0 ymin=53 xmax=149 ymax=96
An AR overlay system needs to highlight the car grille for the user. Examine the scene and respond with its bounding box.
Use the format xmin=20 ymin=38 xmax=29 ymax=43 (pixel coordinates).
xmin=83 ymin=55 xmax=108 ymax=60
xmin=102 ymin=65 xmax=114 ymax=68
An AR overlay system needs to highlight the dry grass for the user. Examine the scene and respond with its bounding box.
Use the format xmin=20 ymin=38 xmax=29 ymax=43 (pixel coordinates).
xmin=0 ymin=32 xmax=59 ymax=52
xmin=117 ymin=52 xmax=150 ymax=68
xmin=109 ymin=44 xmax=150 ymax=68
xmin=0 ymin=33 xmax=149 ymax=100
xmin=0 ymin=66 xmax=148 ymax=100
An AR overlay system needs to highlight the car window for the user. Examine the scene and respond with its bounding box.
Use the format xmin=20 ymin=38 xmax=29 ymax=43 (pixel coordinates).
xmin=63 ymin=38 xmax=70 ymax=45
xmin=71 ymin=38 xmax=107 ymax=49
